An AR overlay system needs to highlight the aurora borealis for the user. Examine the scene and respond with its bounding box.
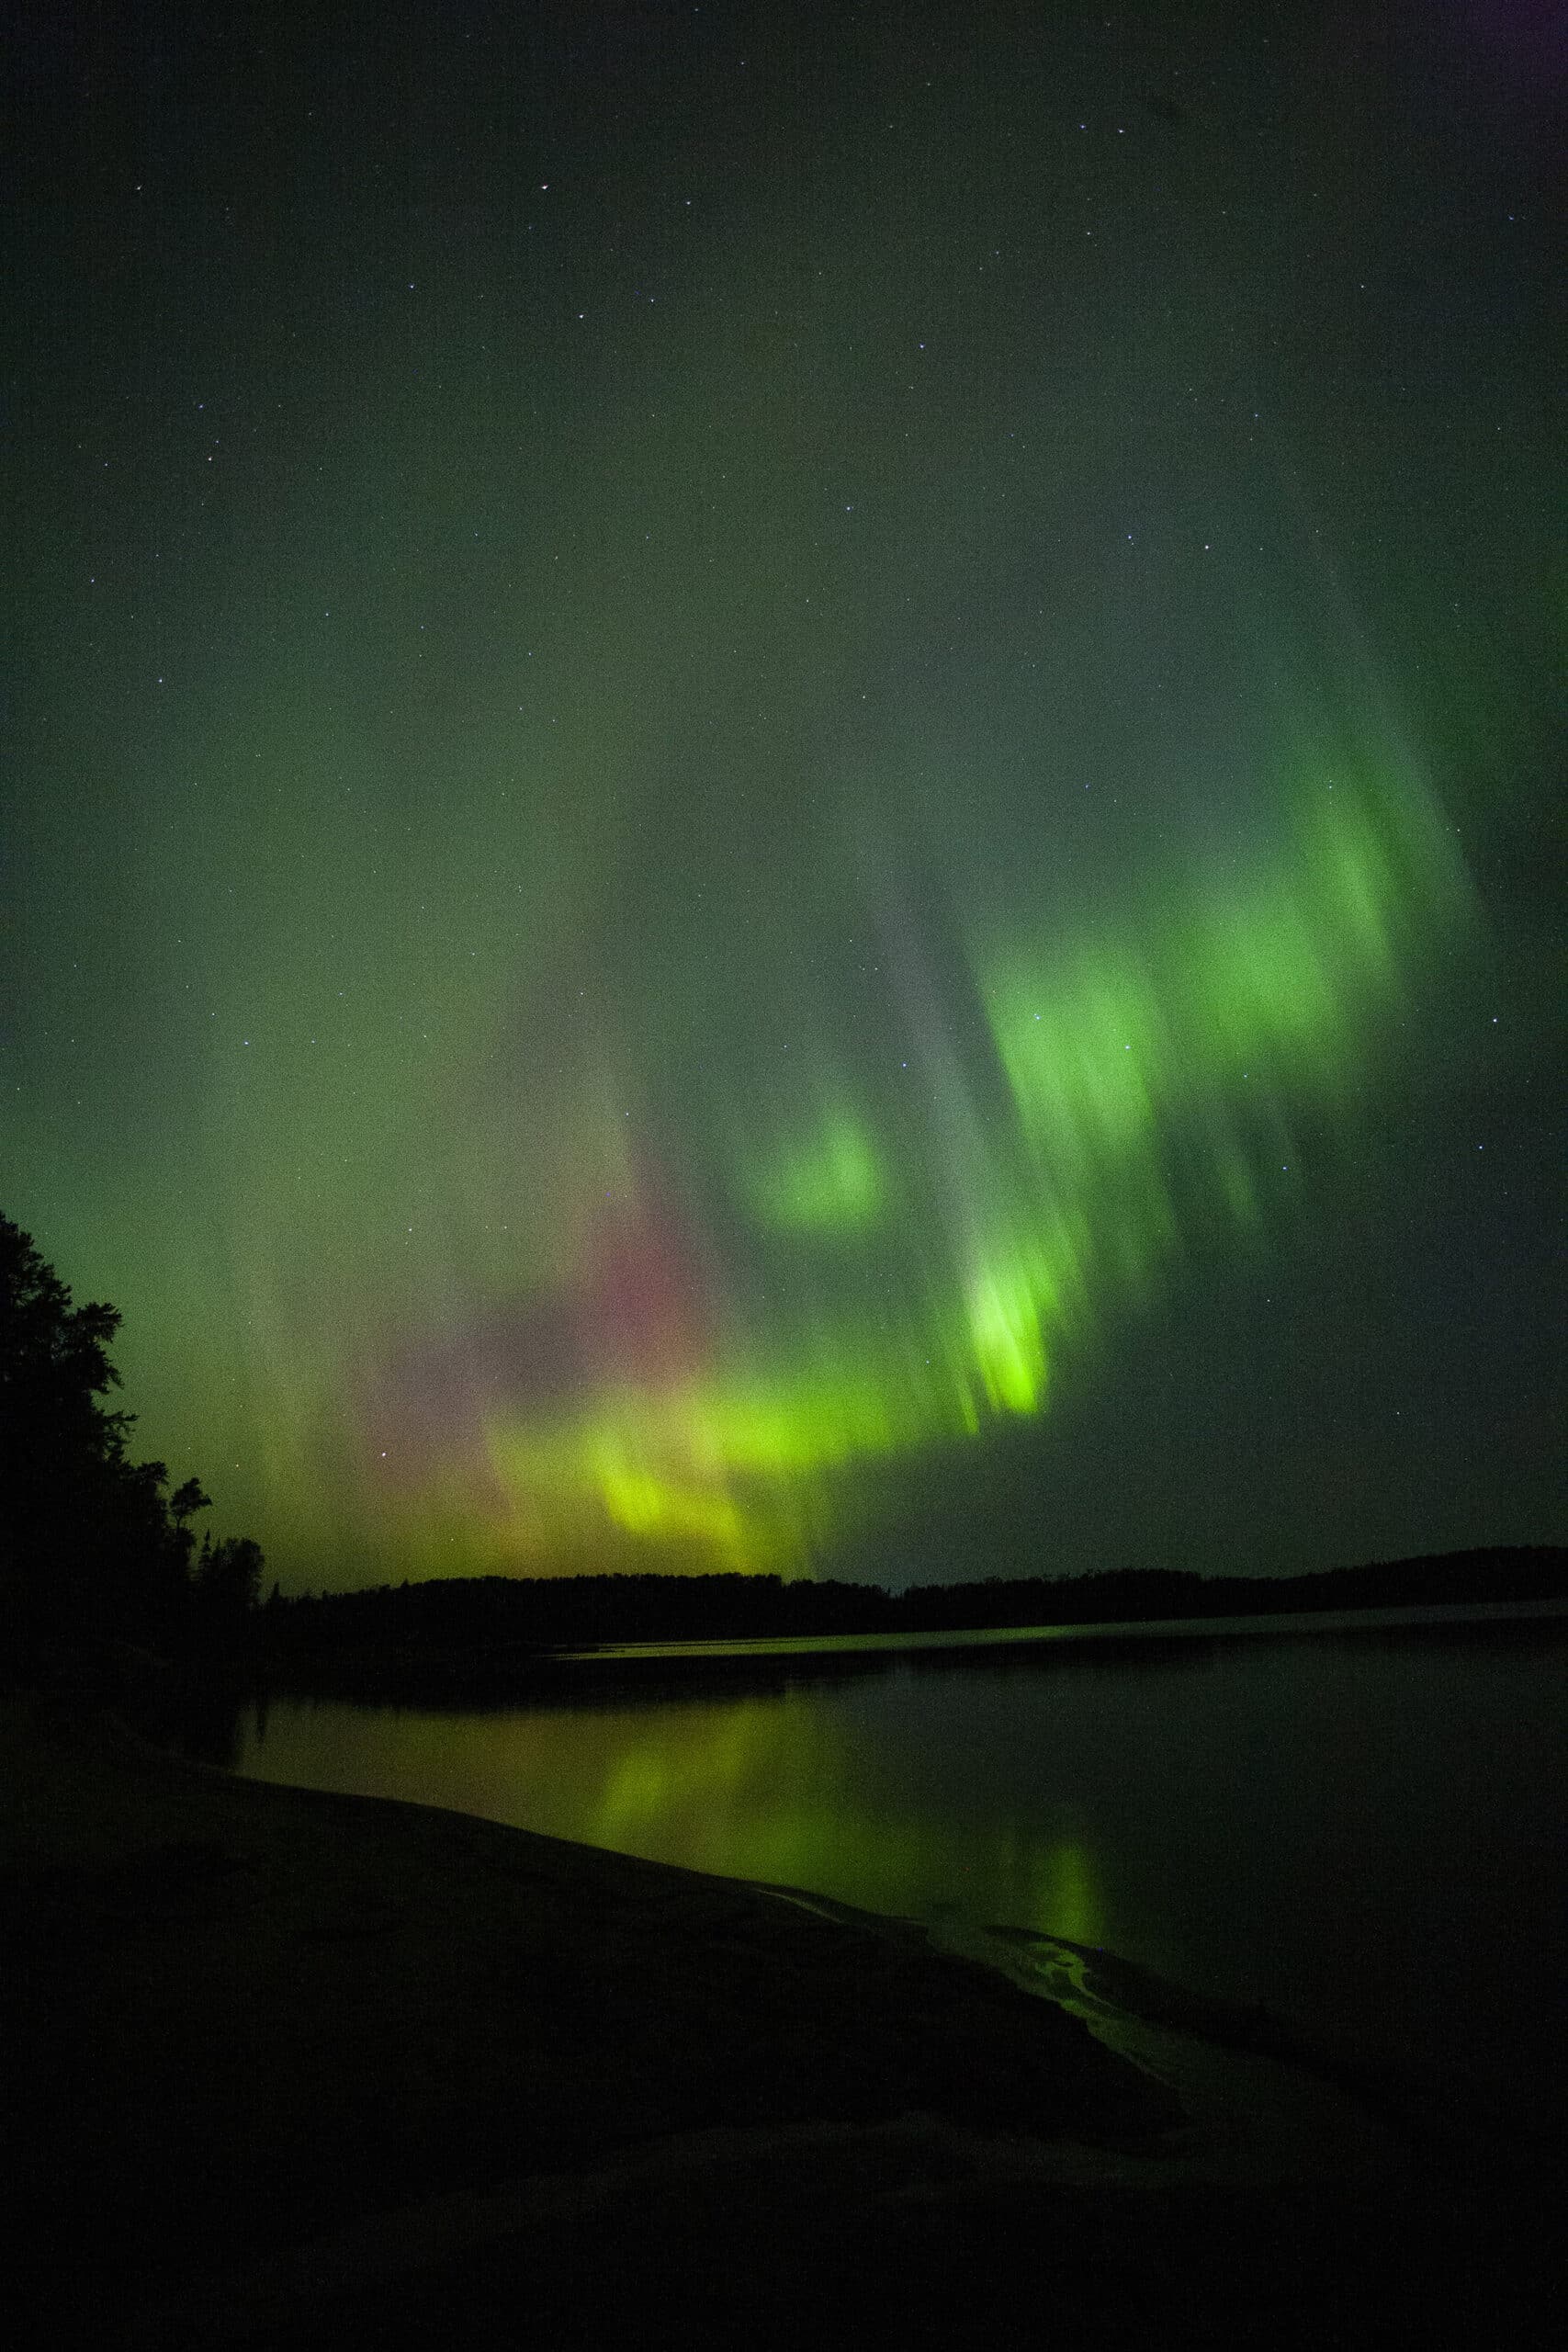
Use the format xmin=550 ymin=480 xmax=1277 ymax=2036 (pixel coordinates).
xmin=6 ymin=3 xmax=1562 ymax=1591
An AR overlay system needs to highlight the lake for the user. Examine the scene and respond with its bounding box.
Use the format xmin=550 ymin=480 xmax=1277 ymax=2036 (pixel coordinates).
xmin=233 ymin=1604 xmax=1567 ymax=2128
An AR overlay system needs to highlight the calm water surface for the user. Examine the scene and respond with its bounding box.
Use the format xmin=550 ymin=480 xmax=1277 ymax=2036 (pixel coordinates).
xmin=235 ymin=1608 xmax=1566 ymax=2115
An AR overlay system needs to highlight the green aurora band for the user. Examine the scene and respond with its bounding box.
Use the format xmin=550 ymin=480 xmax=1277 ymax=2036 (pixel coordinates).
xmin=303 ymin=719 xmax=1468 ymax=1585
xmin=12 ymin=5 xmax=1557 ymax=1596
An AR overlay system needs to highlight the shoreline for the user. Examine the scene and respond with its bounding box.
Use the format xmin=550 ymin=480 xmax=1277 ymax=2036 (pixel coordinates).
xmin=5 ymin=1694 xmax=1560 ymax=2346
xmin=227 ymin=1591 xmax=1568 ymax=1709
xmin=569 ymin=1593 xmax=1568 ymax=1661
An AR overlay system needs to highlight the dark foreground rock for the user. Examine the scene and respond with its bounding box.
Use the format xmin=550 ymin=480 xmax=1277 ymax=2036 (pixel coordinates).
xmin=3 ymin=1698 xmax=1560 ymax=2348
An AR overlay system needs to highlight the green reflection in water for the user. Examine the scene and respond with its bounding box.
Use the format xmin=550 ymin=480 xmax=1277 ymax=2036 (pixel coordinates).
xmin=1031 ymin=1837 xmax=1101 ymax=1949
xmin=237 ymin=1687 xmax=1106 ymax=1946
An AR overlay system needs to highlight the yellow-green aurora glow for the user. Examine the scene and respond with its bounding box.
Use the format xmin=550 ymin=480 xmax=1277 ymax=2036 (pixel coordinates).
xmin=9 ymin=5 xmax=1560 ymax=1588
xmin=342 ymin=737 xmax=1472 ymax=1581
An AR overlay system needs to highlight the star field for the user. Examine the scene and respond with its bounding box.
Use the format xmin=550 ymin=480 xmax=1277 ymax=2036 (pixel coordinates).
xmin=4 ymin=2 xmax=1562 ymax=1589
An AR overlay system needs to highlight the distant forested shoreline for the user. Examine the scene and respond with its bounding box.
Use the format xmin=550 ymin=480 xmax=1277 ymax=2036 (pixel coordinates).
xmin=7 ymin=1204 xmax=1561 ymax=1709
xmin=257 ymin=1546 xmax=1568 ymax=1692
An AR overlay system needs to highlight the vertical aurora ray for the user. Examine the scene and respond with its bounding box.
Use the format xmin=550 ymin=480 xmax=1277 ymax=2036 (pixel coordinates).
xmin=9 ymin=4 xmax=1555 ymax=1589
xmin=335 ymin=712 xmax=1475 ymax=1583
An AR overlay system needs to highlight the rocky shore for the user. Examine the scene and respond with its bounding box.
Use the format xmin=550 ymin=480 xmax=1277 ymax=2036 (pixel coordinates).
xmin=4 ymin=1696 xmax=1557 ymax=2347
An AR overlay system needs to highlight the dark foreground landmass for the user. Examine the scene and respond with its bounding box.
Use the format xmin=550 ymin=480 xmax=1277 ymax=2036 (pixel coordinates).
xmin=255 ymin=1544 xmax=1568 ymax=1700
xmin=4 ymin=1690 xmax=1562 ymax=2349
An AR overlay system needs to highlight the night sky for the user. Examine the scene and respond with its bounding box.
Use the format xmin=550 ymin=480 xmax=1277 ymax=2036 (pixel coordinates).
xmin=6 ymin=3 xmax=1562 ymax=1592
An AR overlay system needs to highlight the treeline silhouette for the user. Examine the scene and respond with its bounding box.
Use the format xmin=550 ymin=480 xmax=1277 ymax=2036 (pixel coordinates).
xmin=2 ymin=1215 xmax=265 ymax=1660
xmin=10 ymin=1204 xmax=1560 ymax=1686
xmin=264 ymin=1545 xmax=1568 ymax=1681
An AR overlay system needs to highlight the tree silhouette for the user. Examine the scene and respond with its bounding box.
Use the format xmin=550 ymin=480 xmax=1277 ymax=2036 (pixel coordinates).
xmin=1 ymin=1215 xmax=260 ymax=1645
xmin=193 ymin=1534 xmax=265 ymax=1636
